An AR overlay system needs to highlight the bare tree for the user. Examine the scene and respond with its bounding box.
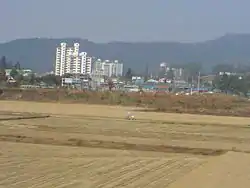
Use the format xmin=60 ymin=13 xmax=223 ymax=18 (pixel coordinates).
xmin=107 ymin=79 xmax=114 ymax=91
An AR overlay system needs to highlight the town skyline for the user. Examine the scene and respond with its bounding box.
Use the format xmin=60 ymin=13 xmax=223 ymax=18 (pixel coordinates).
xmin=54 ymin=42 xmax=124 ymax=77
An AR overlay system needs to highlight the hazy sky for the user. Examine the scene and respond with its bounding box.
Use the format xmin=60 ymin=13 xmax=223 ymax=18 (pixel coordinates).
xmin=1 ymin=0 xmax=250 ymax=43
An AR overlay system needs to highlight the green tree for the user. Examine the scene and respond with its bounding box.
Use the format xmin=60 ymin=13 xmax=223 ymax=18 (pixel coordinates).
xmin=41 ymin=74 xmax=61 ymax=86
xmin=10 ymin=68 xmax=19 ymax=79
xmin=213 ymin=74 xmax=249 ymax=95
xmin=0 ymin=56 xmax=7 ymax=69
xmin=29 ymin=73 xmax=36 ymax=85
xmin=15 ymin=74 xmax=24 ymax=84
xmin=0 ymin=69 xmax=6 ymax=82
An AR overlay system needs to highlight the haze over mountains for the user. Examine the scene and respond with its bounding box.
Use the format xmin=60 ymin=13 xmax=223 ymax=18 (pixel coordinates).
xmin=0 ymin=33 xmax=250 ymax=73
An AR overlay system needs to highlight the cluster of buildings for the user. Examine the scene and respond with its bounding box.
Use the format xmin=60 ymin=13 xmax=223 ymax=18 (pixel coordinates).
xmin=54 ymin=43 xmax=92 ymax=76
xmin=54 ymin=43 xmax=123 ymax=77
xmin=159 ymin=62 xmax=184 ymax=81
xmin=92 ymin=59 xmax=123 ymax=77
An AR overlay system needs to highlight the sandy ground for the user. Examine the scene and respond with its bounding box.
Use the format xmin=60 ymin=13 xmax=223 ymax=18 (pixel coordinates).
xmin=1 ymin=101 xmax=250 ymax=187
xmin=168 ymin=152 xmax=250 ymax=188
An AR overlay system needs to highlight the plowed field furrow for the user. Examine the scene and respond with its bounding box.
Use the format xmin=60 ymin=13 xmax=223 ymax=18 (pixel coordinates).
xmin=102 ymin=159 xmax=170 ymax=188
xmin=29 ymin=175 xmax=84 ymax=188
xmin=94 ymin=159 xmax=155 ymax=188
xmin=118 ymin=159 xmax=176 ymax=188
xmin=125 ymin=159 xmax=183 ymax=188
xmin=46 ymin=180 xmax=84 ymax=188
xmin=146 ymin=160 xmax=202 ymax=188
xmin=0 ymin=159 xmax=67 ymax=176
xmin=41 ymin=181 xmax=84 ymax=188
xmin=0 ymin=161 xmax=50 ymax=179
xmin=0 ymin=163 xmax=69 ymax=186
xmin=24 ymin=160 xmax=97 ymax=188
xmin=84 ymin=160 xmax=117 ymax=177
xmin=0 ymin=158 xmax=37 ymax=168
xmin=91 ymin=159 xmax=151 ymax=182
xmin=0 ymin=160 xmax=94 ymax=187
xmin=25 ymin=174 xmax=82 ymax=188
xmin=97 ymin=159 xmax=165 ymax=188
xmin=89 ymin=159 xmax=141 ymax=178
xmin=86 ymin=159 xmax=116 ymax=173
xmin=159 ymin=160 xmax=205 ymax=188
xmin=0 ymin=161 xmax=53 ymax=181
xmin=140 ymin=160 xmax=193 ymax=188
xmin=148 ymin=161 xmax=192 ymax=188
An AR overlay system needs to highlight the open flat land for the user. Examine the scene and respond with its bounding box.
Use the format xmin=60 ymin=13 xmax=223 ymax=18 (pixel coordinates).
xmin=1 ymin=101 xmax=250 ymax=187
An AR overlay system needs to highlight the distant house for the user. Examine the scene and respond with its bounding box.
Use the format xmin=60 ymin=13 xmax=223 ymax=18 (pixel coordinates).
xmin=200 ymin=75 xmax=216 ymax=85
xmin=155 ymin=84 xmax=169 ymax=92
xmin=146 ymin=79 xmax=158 ymax=83
xmin=142 ymin=83 xmax=169 ymax=92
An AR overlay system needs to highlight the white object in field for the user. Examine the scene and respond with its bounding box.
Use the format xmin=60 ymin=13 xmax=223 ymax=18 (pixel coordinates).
xmin=127 ymin=112 xmax=135 ymax=120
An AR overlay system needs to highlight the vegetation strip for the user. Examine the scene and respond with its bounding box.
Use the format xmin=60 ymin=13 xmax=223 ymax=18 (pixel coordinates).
xmin=52 ymin=114 xmax=250 ymax=128
xmin=0 ymin=115 xmax=50 ymax=121
xmin=0 ymin=134 xmax=226 ymax=156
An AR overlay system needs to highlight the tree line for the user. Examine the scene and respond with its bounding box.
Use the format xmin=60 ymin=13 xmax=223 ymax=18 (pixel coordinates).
xmin=0 ymin=56 xmax=61 ymax=87
xmin=212 ymin=74 xmax=250 ymax=96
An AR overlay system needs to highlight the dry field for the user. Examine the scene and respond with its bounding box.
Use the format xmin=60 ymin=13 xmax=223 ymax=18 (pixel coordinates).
xmin=1 ymin=101 xmax=250 ymax=187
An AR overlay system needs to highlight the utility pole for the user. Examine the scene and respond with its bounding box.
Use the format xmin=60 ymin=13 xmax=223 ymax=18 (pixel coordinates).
xmin=197 ymin=71 xmax=200 ymax=93
xmin=145 ymin=63 xmax=149 ymax=81
xmin=191 ymin=76 xmax=193 ymax=95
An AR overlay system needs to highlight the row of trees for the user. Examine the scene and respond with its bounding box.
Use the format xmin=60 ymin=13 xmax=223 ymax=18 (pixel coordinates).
xmin=0 ymin=56 xmax=62 ymax=86
xmin=0 ymin=56 xmax=21 ymax=70
xmin=212 ymin=74 xmax=250 ymax=96
xmin=157 ymin=62 xmax=250 ymax=96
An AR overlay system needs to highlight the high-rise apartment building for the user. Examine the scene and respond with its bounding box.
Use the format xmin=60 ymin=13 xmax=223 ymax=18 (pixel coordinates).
xmin=85 ymin=57 xmax=92 ymax=75
xmin=65 ymin=47 xmax=73 ymax=74
xmin=55 ymin=42 xmax=67 ymax=76
xmin=72 ymin=43 xmax=81 ymax=74
xmin=54 ymin=43 xmax=92 ymax=76
xmin=92 ymin=59 xmax=103 ymax=74
xmin=79 ymin=52 xmax=92 ymax=75
xmin=113 ymin=60 xmax=123 ymax=77
xmin=92 ymin=59 xmax=124 ymax=77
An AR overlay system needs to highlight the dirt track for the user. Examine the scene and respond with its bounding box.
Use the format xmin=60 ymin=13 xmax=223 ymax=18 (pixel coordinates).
xmin=1 ymin=101 xmax=250 ymax=187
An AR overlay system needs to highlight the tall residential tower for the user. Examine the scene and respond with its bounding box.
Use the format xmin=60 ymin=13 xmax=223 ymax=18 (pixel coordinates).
xmin=54 ymin=43 xmax=92 ymax=76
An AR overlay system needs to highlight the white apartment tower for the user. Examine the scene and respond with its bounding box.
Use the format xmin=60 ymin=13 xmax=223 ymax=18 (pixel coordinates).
xmin=55 ymin=42 xmax=67 ymax=76
xmin=55 ymin=43 xmax=92 ymax=76
xmin=72 ymin=43 xmax=80 ymax=74
xmin=85 ymin=57 xmax=92 ymax=74
xmin=80 ymin=52 xmax=92 ymax=75
xmin=65 ymin=47 xmax=73 ymax=74
xmin=113 ymin=60 xmax=123 ymax=77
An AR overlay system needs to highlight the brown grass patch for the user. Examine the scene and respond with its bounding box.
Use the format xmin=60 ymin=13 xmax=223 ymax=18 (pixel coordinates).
xmin=1 ymin=88 xmax=250 ymax=116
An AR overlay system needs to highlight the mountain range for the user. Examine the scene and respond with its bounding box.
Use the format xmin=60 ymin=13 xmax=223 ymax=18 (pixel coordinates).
xmin=0 ymin=33 xmax=250 ymax=73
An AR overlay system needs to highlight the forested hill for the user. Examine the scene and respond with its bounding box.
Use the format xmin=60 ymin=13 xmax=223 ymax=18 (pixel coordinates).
xmin=1 ymin=34 xmax=250 ymax=73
